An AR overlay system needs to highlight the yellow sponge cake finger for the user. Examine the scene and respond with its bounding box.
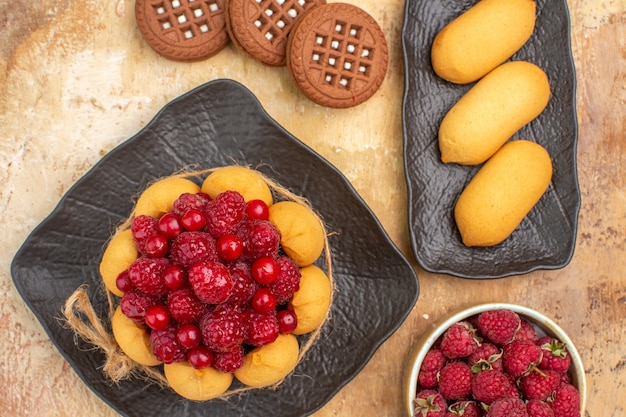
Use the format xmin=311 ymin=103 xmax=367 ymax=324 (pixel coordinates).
xmin=431 ymin=0 xmax=536 ymax=84
xmin=164 ymin=361 xmax=233 ymax=401
xmin=111 ymin=306 xmax=161 ymax=367
xmin=234 ymin=334 xmax=299 ymax=388
xmin=134 ymin=177 xmax=200 ymax=218
xmin=201 ymin=166 xmax=273 ymax=205
xmin=99 ymin=229 xmax=138 ymax=297
xmin=289 ymin=265 xmax=332 ymax=335
xmin=454 ymin=140 xmax=552 ymax=247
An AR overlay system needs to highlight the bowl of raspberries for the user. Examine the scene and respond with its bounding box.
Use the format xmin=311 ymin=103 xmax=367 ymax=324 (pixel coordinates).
xmin=403 ymin=303 xmax=585 ymax=417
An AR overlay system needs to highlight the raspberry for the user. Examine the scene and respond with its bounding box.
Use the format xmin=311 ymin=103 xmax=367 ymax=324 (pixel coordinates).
xmin=150 ymin=324 xmax=187 ymax=364
xmin=269 ymin=255 xmax=302 ymax=304
xmin=548 ymin=384 xmax=580 ymax=417
xmin=199 ymin=305 xmax=245 ymax=352
xmin=471 ymin=369 xmax=517 ymax=404
xmin=127 ymin=257 xmax=170 ymax=296
xmin=236 ymin=219 xmax=281 ymax=261
xmin=167 ymin=288 xmax=207 ymax=324
xmin=486 ymin=397 xmax=528 ymax=417
xmin=446 ymin=401 xmax=480 ymax=417
xmin=418 ymin=348 xmax=447 ymax=389
xmin=120 ymin=289 xmax=162 ymax=324
xmin=514 ymin=319 xmax=539 ymax=344
xmin=204 ymin=191 xmax=246 ymax=238
xmin=477 ymin=309 xmax=521 ymax=345
xmin=244 ymin=309 xmax=279 ymax=346
xmin=503 ymin=340 xmax=543 ymax=378
xmin=520 ymin=369 xmax=560 ymax=401
xmin=188 ymin=261 xmax=234 ymax=304
xmin=414 ymin=389 xmax=447 ymax=417
xmin=131 ymin=215 xmax=159 ymax=254
xmin=467 ymin=342 xmax=503 ymax=372
xmin=438 ymin=361 xmax=472 ymax=400
xmin=169 ymin=231 xmax=219 ymax=268
xmin=171 ymin=192 xmax=211 ymax=218
xmin=213 ymin=345 xmax=245 ymax=373
xmin=526 ymin=399 xmax=555 ymax=417
xmin=440 ymin=321 xmax=480 ymax=358
xmin=226 ymin=261 xmax=259 ymax=306
xmin=537 ymin=336 xmax=572 ymax=374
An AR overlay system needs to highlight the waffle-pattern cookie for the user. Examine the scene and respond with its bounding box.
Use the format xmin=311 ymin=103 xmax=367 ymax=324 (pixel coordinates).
xmin=227 ymin=0 xmax=326 ymax=66
xmin=286 ymin=3 xmax=388 ymax=108
xmin=136 ymin=0 xmax=230 ymax=61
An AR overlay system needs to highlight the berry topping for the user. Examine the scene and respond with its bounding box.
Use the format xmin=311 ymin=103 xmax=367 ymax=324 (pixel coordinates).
xmin=440 ymin=321 xmax=480 ymax=359
xmin=204 ymin=191 xmax=247 ymax=238
xmin=188 ymin=261 xmax=233 ymax=304
xmin=251 ymin=287 xmax=277 ymax=314
xmin=245 ymin=309 xmax=279 ymax=346
xmin=277 ymin=309 xmax=298 ymax=334
xmin=176 ymin=323 xmax=202 ymax=349
xmin=187 ymin=345 xmax=215 ymax=369
xmin=127 ymin=257 xmax=170 ymax=296
xmin=181 ymin=208 xmax=207 ymax=231
xmin=246 ymin=199 xmax=270 ymax=220
xmin=163 ymin=264 xmax=187 ymax=292
xmin=169 ymin=231 xmax=219 ymax=268
xmin=167 ymin=288 xmax=207 ymax=324
xmin=216 ymin=233 xmax=244 ymax=261
xmin=269 ymin=256 xmax=301 ymax=304
xmin=145 ymin=304 xmax=171 ymax=330
xmin=144 ymin=234 xmax=169 ymax=258
xmin=237 ymin=219 xmax=281 ymax=260
xmin=477 ymin=309 xmax=521 ymax=345
xmin=200 ymin=305 xmax=245 ymax=352
xmin=157 ymin=213 xmax=183 ymax=239
xmin=150 ymin=324 xmax=187 ymax=364
xmin=226 ymin=261 xmax=259 ymax=306
xmin=213 ymin=345 xmax=245 ymax=373
xmin=120 ymin=289 xmax=162 ymax=324
xmin=131 ymin=215 xmax=159 ymax=254
xmin=115 ymin=270 xmax=134 ymax=293
xmin=251 ymin=256 xmax=280 ymax=285
xmin=172 ymin=192 xmax=211 ymax=218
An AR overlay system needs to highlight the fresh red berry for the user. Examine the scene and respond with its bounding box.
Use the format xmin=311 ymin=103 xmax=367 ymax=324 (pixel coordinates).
xmin=127 ymin=257 xmax=170 ymax=296
xmin=251 ymin=256 xmax=280 ymax=285
xmin=157 ymin=213 xmax=183 ymax=239
xmin=115 ymin=270 xmax=134 ymax=293
xmin=246 ymin=199 xmax=270 ymax=220
xmin=418 ymin=348 xmax=447 ymax=389
xmin=163 ymin=264 xmax=187 ymax=291
xmin=131 ymin=215 xmax=159 ymax=254
xmin=236 ymin=219 xmax=281 ymax=260
xmin=188 ymin=261 xmax=233 ymax=304
xmin=446 ymin=401 xmax=481 ymax=417
xmin=477 ymin=309 xmax=521 ymax=345
xmin=216 ymin=233 xmax=244 ymax=261
xmin=520 ymin=369 xmax=561 ymax=401
xmin=199 ymin=306 xmax=245 ymax=352
xmin=120 ymin=289 xmax=162 ymax=324
xmin=440 ymin=321 xmax=480 ymax=358
xmin=169 ymin=231 xmax=219 ymax=268
xmin=548 ymin=384 xmax=580 ymax=417
xmin=181 ymin=208 xmax=207 ymax=231
xmin=438 ymin=361 xmax=472 ymax=400
xmin=226 ymin=261 xmax=259 ymax=306
xmin=514 ymin=319 xmax=539 ymax=344
xmin=251 ymin=287 xmax=277 ymax=314
xmin=176 ymin=323 xmax=202 ymax=349
xmin=167 ymin=288 xmax=207 ymax=324
xmin=471 ymin=369 xmax=517 ymax=405
xmin=467 ymin=342 xmax=503 ymax=372
xmin=144 ymin=234 xmax=169 ymax=258
xmin=269 ymin=256 xmax=301 ymax=304
xmin=213 ymin=345 xmax=245 ymax=373
xmin=145 ymin=304 xmax=170 ymax=330
xmin=204 ymin=191 xmax=246 ymax=238
xmin=413 ymin=389 xmax=447 ymax=417
xmin=150 ymin=324 xmax=187 ymax=364
xmin=187 ymin=345 xmax=214 ymax=369
xmin=277 ymin=309 xmax=298 ymax=334
xmin=486 ymin=397 xmax=528 ymax=417
xmin=245 ymin=309 xmax=279 ymax=346
xmin=526 ymin=399 xmax=555 ymax=417
xmin=503 ymin=340 xmax=543 ymax=378
xmin=537 ymin=337 xmax=572 ymax=374
xmin=172 ymin=192 xmax=210 ymax=218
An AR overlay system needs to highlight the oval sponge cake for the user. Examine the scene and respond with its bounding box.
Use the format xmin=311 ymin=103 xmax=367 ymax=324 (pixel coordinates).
xmin=111 ymin=306 xmax=161 ymax=367
xmin=201 ymin=166 xmax=273 ymax=206
xmin=431 ymin=0 xmax=536 ymax=84
xmin=100 ymin=229 xmax=138 ymax=297
xmin=164 ymin=361 xmax=233 ymax=401
xmin=289 ymin=265 xmax=332 ymax=335
xmin=439 ymin=61 xmax=550 ymax=165
xmin=454 ymin=140 xmax=552 ymax=247
xmin=134 ymin=177 xmax=200 ymax=218
xmin=234 ymin=334 xmax=300 ymax=387
xmin=268 ymin=201 xmax=325 ymax=267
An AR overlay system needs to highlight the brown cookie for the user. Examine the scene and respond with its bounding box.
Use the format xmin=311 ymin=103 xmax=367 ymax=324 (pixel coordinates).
xmin=136 ymin=0 xmax=230 ymax=62
xmin=227 ymin=0 xmax=326 ymax=66
xmin=286 ymin=3 xmax=389 ymax=108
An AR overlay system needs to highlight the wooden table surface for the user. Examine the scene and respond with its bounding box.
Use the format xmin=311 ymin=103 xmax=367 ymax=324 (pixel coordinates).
xmin=1 ymin=0 xmax=624 ymax=416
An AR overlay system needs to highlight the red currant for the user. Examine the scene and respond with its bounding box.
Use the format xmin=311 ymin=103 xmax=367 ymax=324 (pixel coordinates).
xmin=176 ymin=323 xmax=201 ymax=349
xmin=216 ymin=233 xmax=244 ymax=261
xmin=163 ymin=264 xmax=187 ymax=291
xmin=246 ymin=199 xmax=270 ymax=220
xmin=181 ymin=209 xmax=207 ymax=231
xmin=144 ymin=234 xmax=169 ymax=258
xmin=144 ymin=305 xmax=170 ymax=330
xmin=251 ymin=256 xmax=279 ymax=285
xmin=277 ymin=309 xmax=298 ymax=334
xmin=187 ymin=346 xmax=214 ymax=369
xmin=251 ymin=288 xmax=277 ymax=314
xmin=158 ymin=213 xmax=183 ymax=239
xmin=115 ymin=270 xmax=134 ymax=293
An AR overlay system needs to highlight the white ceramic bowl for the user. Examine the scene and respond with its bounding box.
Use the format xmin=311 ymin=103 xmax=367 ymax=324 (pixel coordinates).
xmin=403 ymin=303 xmax=586 ymax=416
